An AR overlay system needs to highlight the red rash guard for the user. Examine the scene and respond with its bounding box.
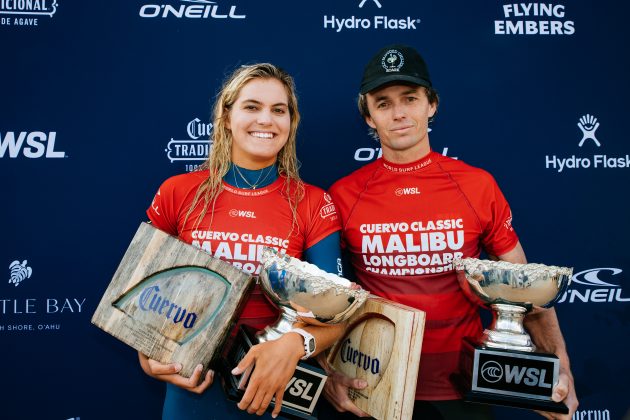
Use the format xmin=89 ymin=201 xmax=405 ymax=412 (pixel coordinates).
xmin=148 ymin=171 xmax=341 ymax=332
xmin=329 ymin=151 xmax=518 ymax=400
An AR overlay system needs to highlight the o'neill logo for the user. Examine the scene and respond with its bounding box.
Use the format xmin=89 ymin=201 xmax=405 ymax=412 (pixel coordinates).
xmin=324 ymin=0 xmax=421 ymax=33
xmin=495 ymin=3 xmax=575 ymax=35
xmin=354 ymin=146 xmax=456 ymax=162
xmin=165 ymin=117 xmax=213 ymax=171
xmin=139 ymin=0 xmax=245 ymax=19
xmin=9 ymin=260 xmax=32 ymax=287
xmin=545 ymin=114 xmax=629 ymax=172
xmin=0 ymin=131 xmax=66 ymax=158
xmin=0 ymin=0 xmax=58 ymax=26
xmin=557 ymin=268 xmax=630 ymax=304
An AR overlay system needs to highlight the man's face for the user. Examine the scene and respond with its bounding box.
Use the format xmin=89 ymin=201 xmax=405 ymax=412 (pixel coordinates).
xmin=365 ymin=84 xmax=436 ymax=162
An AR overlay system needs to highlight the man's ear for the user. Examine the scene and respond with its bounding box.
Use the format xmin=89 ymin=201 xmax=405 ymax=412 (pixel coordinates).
xmin=365 ymin=115 xmax=376 ymax=130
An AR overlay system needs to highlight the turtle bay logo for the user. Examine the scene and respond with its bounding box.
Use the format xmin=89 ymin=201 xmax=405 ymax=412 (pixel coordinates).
xmin=165 ymin=118 xmax=212 ymax=172
xmin=1 ymin=259 xmax=87 ymax=333
xmin=495 ymin=3 xmax=575 ymax=35
xmin=139 ymin=0 xmax=245 ymax=19
xmin=9 ymin=260 xmax=32 ymax=287
xmin=0 ymin=0 xmax=58 ymax=26
xmin=545 ymin=114 xmax=629 ymax=172
xmin=324 ymin=0 xmax=421 ymax=33
xmin=557 ymin=267 xmax=630 ymax=304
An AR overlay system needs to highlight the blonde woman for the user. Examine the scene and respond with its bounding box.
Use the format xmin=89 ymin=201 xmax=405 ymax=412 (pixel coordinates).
xmin=140 ymin=63 xmax=344 ymax=419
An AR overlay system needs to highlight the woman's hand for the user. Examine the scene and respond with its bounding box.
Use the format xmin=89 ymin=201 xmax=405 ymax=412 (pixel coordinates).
xmin=231 ymin=332 xmax=304 ymax=417
xmin=138 ymin=352 xmax=214 ymax=394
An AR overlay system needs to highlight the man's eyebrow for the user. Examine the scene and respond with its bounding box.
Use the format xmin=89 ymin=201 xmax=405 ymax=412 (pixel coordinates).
xmin=373 ymin=87 xmax=420 ymax=102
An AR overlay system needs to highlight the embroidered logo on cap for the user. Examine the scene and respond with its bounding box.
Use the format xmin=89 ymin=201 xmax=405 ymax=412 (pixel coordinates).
xmin=381 ymin=49 xmax=404 ymax=72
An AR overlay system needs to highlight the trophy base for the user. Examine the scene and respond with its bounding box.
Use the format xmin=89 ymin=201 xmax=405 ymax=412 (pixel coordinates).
xmin=453 ymin=337 xmax=568 ymax=414
xmin=220 ymin=325 xmax=327 ymax=420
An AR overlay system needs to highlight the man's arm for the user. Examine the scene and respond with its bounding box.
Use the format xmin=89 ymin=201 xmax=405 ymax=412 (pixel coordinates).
xmin=494 ymin=241 xmax=579 ymax=419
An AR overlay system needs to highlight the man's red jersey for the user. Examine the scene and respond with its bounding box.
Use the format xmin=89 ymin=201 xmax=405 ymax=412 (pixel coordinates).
xmin=329 ymin=151 xmax=519 ymax=400
xmin=147 ymin=171 xmax=341 ymax=331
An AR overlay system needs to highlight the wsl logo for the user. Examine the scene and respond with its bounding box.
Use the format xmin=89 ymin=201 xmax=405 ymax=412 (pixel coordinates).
xmin=139 ymin=0 xmax=245 ymax=19
xmin=480 ymin=361 xmax=503 ymax=383
xmin=165 ymin=118 xmax=213 ymax=171
xmin=557 ymin=268 xmax=630 ymax=304
xmin=0 ymin=0 xmax=58 ymax=26
xmin=339 ymin=338 xmax=381 ymax=375
xmin=0 ymin=131 xmax=66 ymax=159
xmin=138 ymin=285 xmax=198 ymax=328
xmin=479 ymin=360 xmax=552 ymax=389
xmin=9 ymin=260 xmax=32 ymax=287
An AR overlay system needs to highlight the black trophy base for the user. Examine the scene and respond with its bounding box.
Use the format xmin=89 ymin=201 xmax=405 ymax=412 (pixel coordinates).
xmin=452 ymin=337 xmax=569 ymax=414
xmin=220 ymin=325 xmax=327 ymax=420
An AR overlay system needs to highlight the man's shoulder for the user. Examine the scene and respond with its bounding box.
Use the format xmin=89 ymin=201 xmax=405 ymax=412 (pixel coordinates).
xmin=329 ymin=160 xmax=380 ymax=193
xmin=434 ymin=154 xmax=496 ymax=183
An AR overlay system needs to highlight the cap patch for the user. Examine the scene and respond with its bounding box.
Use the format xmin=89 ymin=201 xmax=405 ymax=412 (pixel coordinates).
xmin=381 ymin=49 xmax=404 ymax=73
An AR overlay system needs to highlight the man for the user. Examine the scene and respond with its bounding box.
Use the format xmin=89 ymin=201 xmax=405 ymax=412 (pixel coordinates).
xmin=323 ymin=44 xmax=578 ymax=419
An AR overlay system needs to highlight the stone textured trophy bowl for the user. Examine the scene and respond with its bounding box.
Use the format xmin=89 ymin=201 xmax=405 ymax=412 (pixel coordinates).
xmin=258 ymin=247 xmax=369 ymax=342
xmin=455 ymin=258 xmax=572 ymax=352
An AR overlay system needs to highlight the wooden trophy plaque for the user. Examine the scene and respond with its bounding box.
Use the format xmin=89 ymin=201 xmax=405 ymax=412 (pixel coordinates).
xmin=92 ymin=222 xmax=254 ymax=378
xmin=327 ymin=295 xmax=425 ymax=420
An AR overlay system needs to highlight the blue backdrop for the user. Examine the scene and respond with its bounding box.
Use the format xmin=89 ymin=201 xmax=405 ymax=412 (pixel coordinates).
xmin=2 ymin=1 xmax=628 ymax=419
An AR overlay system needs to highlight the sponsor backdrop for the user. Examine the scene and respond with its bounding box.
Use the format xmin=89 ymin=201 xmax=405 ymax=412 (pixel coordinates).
xmin=1 ymin=1 xmax=628 ymax=419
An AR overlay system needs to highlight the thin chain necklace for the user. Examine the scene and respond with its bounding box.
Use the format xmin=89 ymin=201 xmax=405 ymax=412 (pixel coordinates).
xmin=233 ymin=164 xmax=275 ymax=189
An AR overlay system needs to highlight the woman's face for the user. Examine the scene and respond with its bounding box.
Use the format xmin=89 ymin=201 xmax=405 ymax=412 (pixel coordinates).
xmin=227 ymin=78 xmax=291 ymax=169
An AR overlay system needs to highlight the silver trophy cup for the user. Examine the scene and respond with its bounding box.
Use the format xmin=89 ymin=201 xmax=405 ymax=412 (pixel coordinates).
xmin=258 ymin=247 xmax=369 ymax=341
xmin=453 ymin=257 xmax=572 ymax=413
xmin=223 ymin=247 xmax=369 ymax=419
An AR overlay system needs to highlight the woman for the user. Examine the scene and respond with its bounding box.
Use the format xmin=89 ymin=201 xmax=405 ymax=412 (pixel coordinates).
xmin=139 ymin=63 xmax=344 ymax=419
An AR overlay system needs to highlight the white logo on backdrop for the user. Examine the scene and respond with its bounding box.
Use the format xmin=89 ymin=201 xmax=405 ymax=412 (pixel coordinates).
xmin=358 ymin=0 xmax=382 ymax=8
xmin=577 ymin=114 xmax=601 ymax=147
xmin=9 ymin=260 xmax=32 ymax=287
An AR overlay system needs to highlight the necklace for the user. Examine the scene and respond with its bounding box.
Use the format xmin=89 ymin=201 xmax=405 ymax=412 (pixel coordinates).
xmin=232 ymin=164 xmax=275 ymax=189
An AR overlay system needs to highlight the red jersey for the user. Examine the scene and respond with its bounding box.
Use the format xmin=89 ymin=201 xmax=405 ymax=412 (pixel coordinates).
xmin=329 ymin=151 xmax=518 ymax=400
xmin=147 ymin=171 xmax=341 ymax=331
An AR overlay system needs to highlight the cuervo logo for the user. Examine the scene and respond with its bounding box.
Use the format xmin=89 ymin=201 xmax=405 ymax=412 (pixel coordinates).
xmin=138 ymin=285 xmax=197 ymax=328
xmin=340 ymin=338 xmax=380 ymax=375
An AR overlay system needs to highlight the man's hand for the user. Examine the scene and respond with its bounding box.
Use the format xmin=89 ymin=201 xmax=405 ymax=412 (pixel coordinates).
xmin=322 ymin=370 xmax=370 ymax=417
xmin=137 ymin=352 xmax=214 ymax=394
xmin=232 ymin=332 xmax=304 ymax=418
xmin=535 ymin=367 xmax=578 ymax=420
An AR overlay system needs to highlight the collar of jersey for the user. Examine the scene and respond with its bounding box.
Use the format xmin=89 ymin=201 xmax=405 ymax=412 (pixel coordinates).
xmin=380 ymin=150 xmax=436 ymax=173
xmin=222 ymin=176 xmax=284 ymax=196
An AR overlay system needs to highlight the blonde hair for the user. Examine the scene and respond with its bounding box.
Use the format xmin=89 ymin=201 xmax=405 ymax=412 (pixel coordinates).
xmin=184 ymin=63 xmax=304 ymax=232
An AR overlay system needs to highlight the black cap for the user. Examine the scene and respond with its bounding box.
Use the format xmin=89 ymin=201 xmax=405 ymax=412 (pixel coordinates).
xmin=360 ymin=44 xmax=432 ymax=94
